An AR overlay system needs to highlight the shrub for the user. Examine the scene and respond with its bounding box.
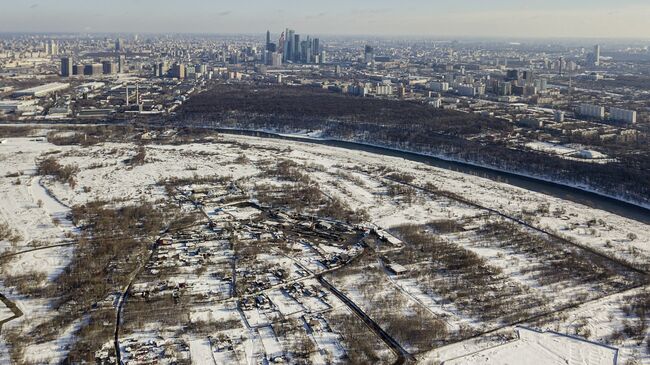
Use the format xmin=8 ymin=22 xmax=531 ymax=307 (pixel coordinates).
xmin=126 ymin=146 xmax=147 ymax=166
xmin=386 ymin=172 xmax=416 ymax=184
xmin=37 ymin=157 xmax=79 ymax=186
xmin=0 ymin=126 xmax=34 ymax=138
xmin=0 ymin=221 xmax=22 ymax=243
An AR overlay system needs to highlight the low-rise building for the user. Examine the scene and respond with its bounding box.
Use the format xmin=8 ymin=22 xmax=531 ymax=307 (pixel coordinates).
xmin=0 ymin=99 xmax=38 ymax=112
xmin=13 ymin=82 xmax=70 ymax=97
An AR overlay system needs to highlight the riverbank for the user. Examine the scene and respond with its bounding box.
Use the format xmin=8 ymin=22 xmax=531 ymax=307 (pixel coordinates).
xmin=211 ymin=127 xmax=650 ymax=224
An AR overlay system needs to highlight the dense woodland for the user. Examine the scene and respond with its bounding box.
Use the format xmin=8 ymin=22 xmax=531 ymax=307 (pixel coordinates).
xmin=576 ymin=75 xmax=650 ymax=92
xmin=177 ymin=84 xmax=650 ymax=206
xmin=178 ymin=84 xmax=508 ymax=136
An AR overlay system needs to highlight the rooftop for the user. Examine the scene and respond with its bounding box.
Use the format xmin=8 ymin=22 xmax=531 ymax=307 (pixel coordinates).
xmin=444 ymin=327 xmax=618 ymax=365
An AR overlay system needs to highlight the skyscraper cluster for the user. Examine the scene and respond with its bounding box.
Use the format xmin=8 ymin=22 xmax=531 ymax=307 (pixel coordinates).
xmin=60 ymin=55 xmax=123 ymax=77
xmin=265 ymin=28 xmax=325 ymax=66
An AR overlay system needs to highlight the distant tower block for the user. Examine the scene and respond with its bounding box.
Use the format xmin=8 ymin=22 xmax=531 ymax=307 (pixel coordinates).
xmin=60 ymin=57 xmax=72 ymax=77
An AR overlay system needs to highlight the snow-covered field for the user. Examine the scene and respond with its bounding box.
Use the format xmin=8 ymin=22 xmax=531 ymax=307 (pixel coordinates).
xmin=8 ymin=134 xmax=643 ymax=266
xmin=213 ymin=134 xmax=648 ymax=268
xmin=188 ymin=338 xmax=214 ymax=364
xmin=0 ymin=130 xmax=648 ymax=364
xmin=0 ymin=138 xmax=74 ymax=254
xmin=0 ymin=137 xmax=80 ymax=364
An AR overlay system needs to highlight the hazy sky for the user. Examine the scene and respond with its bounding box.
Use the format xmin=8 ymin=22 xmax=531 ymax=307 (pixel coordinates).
xmin=1 ymin=0 xmax=650 ymax=38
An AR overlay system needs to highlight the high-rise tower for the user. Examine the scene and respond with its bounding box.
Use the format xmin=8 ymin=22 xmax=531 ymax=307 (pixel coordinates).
xmin=313 ymin=38 xmax=320 ymax=56
xmin=293 ymin=34 xmax=300 ymax=62
xmin=60 ymin=57 xmax=72 ymax=77
xmin=364 ymin=45 xmax=375 ymax=64
xmin=49 ymin=40 xmax=58 ymax=56
xmin=118 ymin=54 xmax=126 ymax=73
xmin=286 ymin=29 xmax=295 ymax=62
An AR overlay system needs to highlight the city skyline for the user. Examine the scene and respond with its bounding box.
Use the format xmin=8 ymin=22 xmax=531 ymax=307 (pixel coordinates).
xmin=1 ymin=0 xmax=650 ymax=39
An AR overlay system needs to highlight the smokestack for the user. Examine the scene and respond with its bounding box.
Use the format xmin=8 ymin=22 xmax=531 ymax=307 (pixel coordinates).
xmin=125 ymin=85 xmax=129 ymax=106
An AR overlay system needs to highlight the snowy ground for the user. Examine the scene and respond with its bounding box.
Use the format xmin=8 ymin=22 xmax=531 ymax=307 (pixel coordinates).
xmin=0 ymin=138 xmax=74 ymax=254
xmin=0 ymin=131 xmax=648 ymax=364
xmin=188 ymin=338 xmax=214 ymax=364
xmin=0 ymin=137 xmax=80 ymax=364
xmin=233 ymin=134 xmax=648 ymax=268
xmin=22 ymin=317 xmax=87 ymax=365
xmin=8 ymin=134 xmax=644 ymax=269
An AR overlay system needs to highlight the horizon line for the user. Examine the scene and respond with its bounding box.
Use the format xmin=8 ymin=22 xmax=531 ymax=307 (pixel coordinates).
xmin=0 ymin=31 xmax=649 ymax=42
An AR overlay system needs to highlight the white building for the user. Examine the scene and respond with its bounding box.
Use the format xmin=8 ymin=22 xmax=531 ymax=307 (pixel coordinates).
xmin=534 ymin=78 xmax=548 ymax=91
xmin=456 ymin=84 xmax=477 ymax=97
xmin=13 ymin=83 xmax=70 ymax=98
xmin=443 ymin=327 xmax=617 ymax=365
xmin=348 ymin=83 xmax=370 ymax=97
xmin=375 ymin=83 xmax=393 ymax=96
xmin=0 ymin=100 xmax=38 ymax=113
xmin=428 ymin=81 xmax=449 ymax=92
xmin=408 ymin=77 xmax=428 ymax=86
xmin=579 ymin=104 xmax=605 ymax=119
xmin=609 ymin=107 xmax=637 ymax=124
xmin=77 ymin=82 xmax=105 ymax=92
xmin=428 ymin=98 xmax=442 ymax=108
